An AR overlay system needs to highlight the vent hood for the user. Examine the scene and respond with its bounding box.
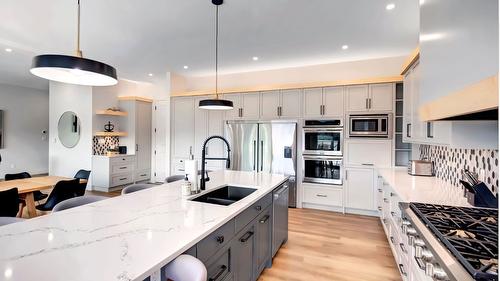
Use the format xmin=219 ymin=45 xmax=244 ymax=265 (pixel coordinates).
xmin=419 ymin=75 xmax=498 ymax=121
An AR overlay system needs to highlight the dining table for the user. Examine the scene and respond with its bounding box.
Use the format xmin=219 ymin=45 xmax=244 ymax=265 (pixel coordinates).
xmin=0 ymin=176 xmax=85 ymax=218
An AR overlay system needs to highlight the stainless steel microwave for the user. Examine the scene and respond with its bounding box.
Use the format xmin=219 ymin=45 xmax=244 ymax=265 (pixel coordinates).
xmin=349 ymin=114 xmax=392 ymax=138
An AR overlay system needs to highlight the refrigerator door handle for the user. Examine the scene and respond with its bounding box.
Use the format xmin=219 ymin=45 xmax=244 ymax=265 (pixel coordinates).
xmin=260 ymin=140 xmax=264 ymax=171
xmin=253 ymin=140 xmax=257 ymax=171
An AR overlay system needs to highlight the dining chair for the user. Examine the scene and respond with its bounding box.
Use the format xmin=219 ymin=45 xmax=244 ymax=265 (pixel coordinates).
xmin=74 ymin=169 xmax=91 ymax=196
xmin=163 ymin=255 xmax=207 ymax=281
xmin=0 ymin=217 xmax=25 ymax=226
xmin=35 ymin=179 xmax=81 ymax=212
xmin=121 ymin=183 xmax=154 ymax=195
xmin=0 ymin=188 xmax=21 ymax=217
xmin=165 ymin=175 xmax=184 ymax=183
xmin=52 ymin=195 xmax=107 ymax=212
xmin=5 ymin=172 xmax=48 ymax=201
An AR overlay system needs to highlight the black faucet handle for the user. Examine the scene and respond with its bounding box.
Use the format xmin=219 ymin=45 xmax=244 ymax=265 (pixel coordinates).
xmin=205 ymin=170 xmax=210 ymax=182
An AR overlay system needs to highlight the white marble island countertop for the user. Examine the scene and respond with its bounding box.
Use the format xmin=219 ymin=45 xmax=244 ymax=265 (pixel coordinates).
xmin=0 ymin=170 xmax=287 ymax=281
xmin=377 ymin=167 xmax=471 ymax=207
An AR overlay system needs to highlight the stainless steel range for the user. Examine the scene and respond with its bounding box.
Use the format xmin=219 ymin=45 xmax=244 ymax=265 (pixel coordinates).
xmin=400 ymin=203 xmax=498 ymax=281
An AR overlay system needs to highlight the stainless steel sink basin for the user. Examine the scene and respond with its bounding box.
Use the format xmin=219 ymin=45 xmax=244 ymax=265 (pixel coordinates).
xmin=190 ymin=185 xmax=257 ymax=206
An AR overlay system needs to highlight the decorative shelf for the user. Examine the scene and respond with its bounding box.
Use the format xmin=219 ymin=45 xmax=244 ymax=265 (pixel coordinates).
xmin=95 ymin=131 xmax=127 ymax=137
xmin=96 ymin=110 xmax=128 ymax=116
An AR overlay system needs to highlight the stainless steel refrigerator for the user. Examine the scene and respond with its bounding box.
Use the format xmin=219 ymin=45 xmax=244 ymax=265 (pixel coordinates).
xmin=225 ymin=121 xmax=297 ymax=207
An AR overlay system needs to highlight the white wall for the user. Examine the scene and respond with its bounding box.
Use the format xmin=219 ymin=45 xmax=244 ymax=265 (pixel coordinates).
xmin=49 ymin=82 xmax=92 ymax=178
xmin=175 ymin=56 xmax=406 ymax=92
xmin=0 ymin=83 xmax=49 ymax=178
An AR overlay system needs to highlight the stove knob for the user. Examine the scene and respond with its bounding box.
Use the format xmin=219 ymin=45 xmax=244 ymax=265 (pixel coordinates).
xmin=415 ymin=245 xmax=423 ymax=258
xmin=404 ymin=226 xmax=417 ymax=236
xmin=425 ymin=262 xmax=434 ymax=277
xmin=432 ymin=265 xmax=449 ymax=281
xmin=421 ymin=248 xmax=435 ymax=263
xmin=413 ymin=237 xmax=425 ymax=247
xmin=401 ymin=219 xmax=411 ymax=226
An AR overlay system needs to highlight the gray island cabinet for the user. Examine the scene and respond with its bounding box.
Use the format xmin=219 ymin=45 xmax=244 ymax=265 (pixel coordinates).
xmin=163 ymin=180 xmax=289 ymax=281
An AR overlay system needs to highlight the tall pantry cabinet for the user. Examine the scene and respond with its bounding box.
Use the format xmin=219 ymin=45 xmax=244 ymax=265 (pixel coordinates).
xmin=120 ymin=99 xmax=153 ymax=182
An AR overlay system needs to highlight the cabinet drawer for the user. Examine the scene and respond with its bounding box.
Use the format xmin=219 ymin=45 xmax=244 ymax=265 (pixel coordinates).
xmin=111 ymin=164 xmax=134 ymax=174
xmin=135 ymin=170 xmax=150 ymax=182
xmin=110 ymin=156 xmax=135 ymax=165
xmin=235 ymin=193 xmax=272 ymax=232
xmin=197 ymin=220 xmax=235 ymax=263
xmin=206 ymin=246 xmax=232 ymax=281
xmin=111 ymin=174 xmax=133 ymax=187
xmin=303 ymin=185 xmax=343 ymax=207
xmin=172 ymin=158 xmax=187 ymax=175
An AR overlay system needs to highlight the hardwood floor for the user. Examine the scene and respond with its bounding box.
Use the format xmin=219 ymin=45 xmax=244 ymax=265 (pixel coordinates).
xmin=258 ymin=208 xmax=402 ymax=281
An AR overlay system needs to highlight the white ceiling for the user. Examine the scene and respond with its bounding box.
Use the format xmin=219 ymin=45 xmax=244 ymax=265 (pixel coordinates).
xmin=0 ymin=0 xmax=419 ymax=90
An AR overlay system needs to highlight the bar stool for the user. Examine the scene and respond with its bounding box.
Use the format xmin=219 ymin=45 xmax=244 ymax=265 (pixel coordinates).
xmin=0 ymin=217 xmax=25 ymax=226
xmin=52 ymin=195 xmax=107 ymax=212
xmin=121 ymin=183 xmax=154 ymax=195
xmin=163 ymin=255 xmax=207 ymax=281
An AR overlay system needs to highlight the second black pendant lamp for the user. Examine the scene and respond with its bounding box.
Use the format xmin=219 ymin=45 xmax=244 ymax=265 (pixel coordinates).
xmin=198 ymin=0 xmax=234 ymax=110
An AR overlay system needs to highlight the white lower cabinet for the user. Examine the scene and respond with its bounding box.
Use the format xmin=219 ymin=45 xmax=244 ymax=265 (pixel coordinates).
xmin=302 ymin=183 xmax=343 ymax=210
xmin=92 ymin=155 xmax=136 ymax=191
xmin=345 ymin=168 xmax=375 ymax=211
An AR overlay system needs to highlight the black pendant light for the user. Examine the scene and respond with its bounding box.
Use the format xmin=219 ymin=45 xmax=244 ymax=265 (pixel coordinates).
xmin=30 ymin=0 xmax=117 ymax=86
xmin=199 ymin=0 xmax=234 ymax=110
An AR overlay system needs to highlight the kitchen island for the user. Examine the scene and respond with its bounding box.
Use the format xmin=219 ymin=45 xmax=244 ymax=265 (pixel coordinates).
xmin=0 ymin=171 xmax=288 ymax=281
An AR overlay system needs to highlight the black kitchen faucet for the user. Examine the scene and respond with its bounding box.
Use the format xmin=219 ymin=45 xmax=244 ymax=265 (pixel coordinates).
xmin=200 ymin=135 xmax=231 ymax=190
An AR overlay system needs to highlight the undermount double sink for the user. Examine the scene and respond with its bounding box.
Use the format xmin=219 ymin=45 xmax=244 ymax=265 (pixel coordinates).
xmin=190 ymin=185 xmax=257 ymax=206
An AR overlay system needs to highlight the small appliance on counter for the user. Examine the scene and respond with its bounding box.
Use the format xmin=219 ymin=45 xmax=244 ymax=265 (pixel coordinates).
xmin=118 ymin=146 xmax=127 ymax=154
xmin=407 ymin=160 xmax=435 ymax=176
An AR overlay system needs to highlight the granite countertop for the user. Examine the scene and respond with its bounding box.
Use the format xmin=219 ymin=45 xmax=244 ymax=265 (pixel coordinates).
xmin=377 ymin=167 xmax=471 ymax=207
xmin=0 ymin=170 xmax=287 ymax=281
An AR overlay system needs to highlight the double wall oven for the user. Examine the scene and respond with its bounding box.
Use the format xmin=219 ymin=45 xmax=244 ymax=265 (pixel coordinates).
xmin=302 ymin=119 xmax=343 ymax=185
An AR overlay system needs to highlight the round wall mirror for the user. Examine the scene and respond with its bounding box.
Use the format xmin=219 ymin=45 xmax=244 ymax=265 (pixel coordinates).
xmin=58 ymin=111 xmax=81 ymax=148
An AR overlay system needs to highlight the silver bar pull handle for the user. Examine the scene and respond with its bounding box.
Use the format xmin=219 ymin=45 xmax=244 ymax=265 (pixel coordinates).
xmin=253 ymin=140 xmax=256 ymax=171
xmin=260 ymin=140 xmax=264 ymax=171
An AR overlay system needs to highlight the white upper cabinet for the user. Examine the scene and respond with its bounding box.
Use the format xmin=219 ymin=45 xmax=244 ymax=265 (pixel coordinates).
xmin=260 ymin=91 xmax=281 ymax=119
xmin=172 ymin=97 xmax=195 ymax=159
xmin=346 ymin=85 xmax=369 ymax=113
xmin=346 ymin=84 xmax=393 ymax=113
xmin=223 ymin=94 xmax=241 ymax=120
xmin=241 ymin=93 xmax=260 ymax=119
xmin=280 ymin=89 xmax=302 ymax=118
xmin=303 ymin=87 xmax=343 ymax=117
xmin=323 ymin=87 xmax=344 ymax=117
xmin=224 ymin=93 xmax=260 ymax=120
xmin=303 ymin=88 xmax=323 ymax=117
xmin=369 ymin=83 xmax=394 ymax=112
xmin=193 ymin=96 xmax=209 ymax=159
xmin=345 ymin=167 xmax=375 ymax=211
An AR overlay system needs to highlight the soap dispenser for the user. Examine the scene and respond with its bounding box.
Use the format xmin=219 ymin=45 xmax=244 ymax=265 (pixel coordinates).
xmin=181 ymin=174 xmax=192 ymax=196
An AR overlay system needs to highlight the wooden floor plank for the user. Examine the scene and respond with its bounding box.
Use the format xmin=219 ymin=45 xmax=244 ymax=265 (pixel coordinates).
xmin=258 ymin=208 xmax=402 ymax=281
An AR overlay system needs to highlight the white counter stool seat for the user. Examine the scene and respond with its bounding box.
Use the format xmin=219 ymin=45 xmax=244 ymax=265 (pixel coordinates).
xmin=163 ymin=254 xmax=207 ymax=281
xmin=121 ymin=183 xmax=154 ymax=195
xmin=52 ymin=195 xmax=107 ymax=212
xmin=0 ymin=217 xmax=25 ymax=226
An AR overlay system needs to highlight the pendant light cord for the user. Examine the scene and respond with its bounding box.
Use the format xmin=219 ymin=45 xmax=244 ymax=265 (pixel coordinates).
xmin=76 ymin=0 xmax=83 ymax=57
xmin=215 ymin=4 xmax=219 ymax=99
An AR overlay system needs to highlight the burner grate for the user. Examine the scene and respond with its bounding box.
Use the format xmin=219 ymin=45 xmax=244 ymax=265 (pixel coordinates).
xmin=410 ymin=203 xmax=498 ymax=280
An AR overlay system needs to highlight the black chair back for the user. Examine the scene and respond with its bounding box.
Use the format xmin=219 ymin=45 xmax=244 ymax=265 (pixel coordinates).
xmin=5 ymin=172 xmax=31 ymax=181
xmin=0 ymin=188 xmax=20 ymax=217
xmin=74 ymin=170 xmax=90 ymax=196
xmin=74 ymin=170 xmax=91 ymax=180
xmin=39 ymin=179 xmax=81 ymax=211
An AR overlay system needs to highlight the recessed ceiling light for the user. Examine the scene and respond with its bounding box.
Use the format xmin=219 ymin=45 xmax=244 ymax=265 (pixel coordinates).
xmin=386 ymin=3 xmax=395 ymax=10
xmin=342 ymin=45 xmax=349 ymax=50
xmin=5 ymin=48 xmax=12 ymax=53
xmin=419 ymin=0 xmax=425 ymax=4
xmin=420 ymin=33 xmax=444 ymax=42
xmin=183 ymin=65 xmax=189 ymax=69
xmin=148 ymin=73 xmax=153 ymax=77
xmin=252 ymin=56 xmax=259 ymax=61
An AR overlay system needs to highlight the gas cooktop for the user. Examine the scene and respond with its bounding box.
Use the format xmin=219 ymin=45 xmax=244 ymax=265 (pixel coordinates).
xmin=410 ymin=203 xmax=498 ymax=281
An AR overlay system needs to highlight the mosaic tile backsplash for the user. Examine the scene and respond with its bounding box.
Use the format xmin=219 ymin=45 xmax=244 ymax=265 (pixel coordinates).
xmin=420 ymin=145 xmax=499 ymax=195
xmin=93 ymin=136 xmax=119 ymax=155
